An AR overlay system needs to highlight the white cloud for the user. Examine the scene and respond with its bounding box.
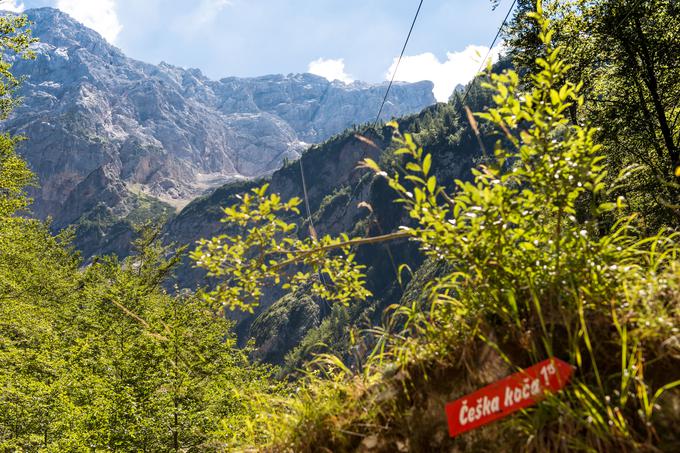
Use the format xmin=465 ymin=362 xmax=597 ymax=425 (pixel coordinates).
xmin=56 ymin=0 xmax=122 ymax=43
xmin=189 ymin=0 xmax=233 ymax=26
xmin=0 ymin=0 xmax=25 ymax=12
xmin=386 ymin=45 xmax=504 ymax=102
xmin=308 ymin=58 xmax=353 ymax=84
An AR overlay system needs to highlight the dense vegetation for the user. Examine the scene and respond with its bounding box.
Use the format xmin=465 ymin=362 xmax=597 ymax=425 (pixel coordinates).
xmin=2 ymin=1 xmax=679 ymax=452
xmin=0 ymin=14 xmax=276 ymax=451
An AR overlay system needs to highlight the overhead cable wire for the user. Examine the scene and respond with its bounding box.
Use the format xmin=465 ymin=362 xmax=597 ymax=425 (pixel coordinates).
xmin=298 ymin=0 xmax=427 ymax=294
xmin=303 ymin=0 xmax=426 ymax=225
xmin=296 ymin=79 xmax=337 ymax=291
xmin=461 ymin=0 xmax=517 ymax=105
xmin=374 ymin=0 xmax=425 ymax=126
xmin=365 ymin=0 xmax=426 ymax=292
xmin=299 ymin=80 xmax=333 ymax=238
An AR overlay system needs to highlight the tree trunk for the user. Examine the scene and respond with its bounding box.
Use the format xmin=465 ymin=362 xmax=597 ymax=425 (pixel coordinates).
xmin=633 ymin=16 xmax=679 ymax=170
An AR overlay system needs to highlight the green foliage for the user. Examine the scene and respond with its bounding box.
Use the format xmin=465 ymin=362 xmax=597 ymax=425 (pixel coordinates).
xmin=249 ymin=6 xmax=680 ymax=451
xmin=283 ymin=303 xmax=351 ymax=376
xmin=0 ymin=13 xmax=35 ymax=217
xmin=0 ymin=223 xmax=278 ymax=450
xmin=506 ymin=0 xmax=680 ymax=228
xmin=0 ymin=220 xmax=79 ymax=451
xmin=0 ymin=12 xmax=35 ymax=120
xmin=64 ymin=231 xmax=277 ymax=451
xmin=124 ymin=192 xmax=175 ymax=226
xmin=192 ymin=183 xmax=371 ymax=313
xmin=0 ymin=14 xmax=276 ymax=449
xmin=0 ymin=132 xmax=33 ymax=216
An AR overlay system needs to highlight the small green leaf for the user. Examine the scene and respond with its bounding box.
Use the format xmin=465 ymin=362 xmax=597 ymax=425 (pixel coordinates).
xmin=406 ymin=162 xmax=421 ymax=173
xmin=361 ymin=158 xmax=381 ymax=172
xmin=550 ymin=89 xmax=560 ymax=105
xmin=422 ymin=154 xmax=432 ymax=176
xmin=427 ymin=176 xmax=436 ymax=194
xmin=597 ymin=202 xmax=616 ymax=213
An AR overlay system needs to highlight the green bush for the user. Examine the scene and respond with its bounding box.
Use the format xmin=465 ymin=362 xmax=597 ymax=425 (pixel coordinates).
xmin=197 ymin=5 xmax=680 ymax=450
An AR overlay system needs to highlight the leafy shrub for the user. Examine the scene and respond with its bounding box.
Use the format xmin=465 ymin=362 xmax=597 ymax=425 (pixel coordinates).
xmin=195 ymin=4 xmax=679 ymax=450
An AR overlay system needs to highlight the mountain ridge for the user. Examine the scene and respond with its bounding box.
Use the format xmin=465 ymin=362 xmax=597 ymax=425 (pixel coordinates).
xmin=2 ymin=7 xmax=435 ymax=256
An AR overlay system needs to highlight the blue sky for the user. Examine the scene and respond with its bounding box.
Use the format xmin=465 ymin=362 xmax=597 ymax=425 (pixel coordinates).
xmin=4 ymin=0 xmax=513 ymax=101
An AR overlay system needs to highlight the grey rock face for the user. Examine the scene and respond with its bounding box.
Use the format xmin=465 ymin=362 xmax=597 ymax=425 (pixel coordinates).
xmin=3 ymin=7 xmax=435 ymax=238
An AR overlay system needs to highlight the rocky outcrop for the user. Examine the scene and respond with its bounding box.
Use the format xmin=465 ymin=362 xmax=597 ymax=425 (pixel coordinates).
xmin=2 ymin=7 xmax=435 ymax=253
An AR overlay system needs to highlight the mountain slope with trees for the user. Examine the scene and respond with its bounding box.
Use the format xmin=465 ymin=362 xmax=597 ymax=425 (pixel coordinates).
xmin=162 ymin=72 xmax=501 ymax=359
xmin=0 ymin=1 xmax=679 ymax=452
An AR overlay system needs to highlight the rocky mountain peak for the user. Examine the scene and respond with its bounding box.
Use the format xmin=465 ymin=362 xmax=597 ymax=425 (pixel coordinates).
xmin=2 ymin=7 xmax=435 ymax=257
xmin=25 ymin=7 xmax=124 ymax=62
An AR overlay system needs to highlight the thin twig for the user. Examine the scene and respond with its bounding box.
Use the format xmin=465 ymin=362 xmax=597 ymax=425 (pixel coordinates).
xmin=270 ymin=230 xmax=413 ymax=271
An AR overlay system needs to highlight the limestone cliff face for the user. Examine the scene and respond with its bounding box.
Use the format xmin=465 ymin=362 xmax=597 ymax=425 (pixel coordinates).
xmin=3 ymin=7 xmax=435 ymax=242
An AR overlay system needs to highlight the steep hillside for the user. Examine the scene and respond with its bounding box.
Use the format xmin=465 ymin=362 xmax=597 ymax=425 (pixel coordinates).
xmin=162 ymin=62 xmax=506 ymax=362
xmin=2 ymin=7 xmax=435 ymax=256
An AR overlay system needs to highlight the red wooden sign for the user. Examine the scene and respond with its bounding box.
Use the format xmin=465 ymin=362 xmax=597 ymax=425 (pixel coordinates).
xmin=445 ymin=358 xmax=574 ymax=437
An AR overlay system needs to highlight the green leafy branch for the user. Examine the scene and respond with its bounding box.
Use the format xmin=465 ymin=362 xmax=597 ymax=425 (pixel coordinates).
xmin=191 ymin=184 xmax=372 ymax=312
